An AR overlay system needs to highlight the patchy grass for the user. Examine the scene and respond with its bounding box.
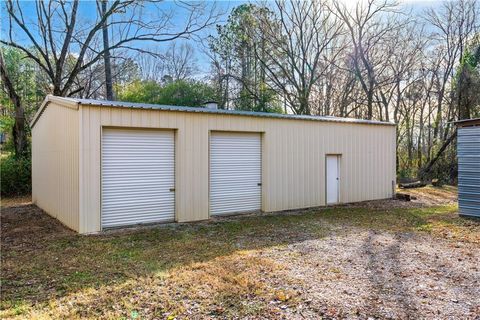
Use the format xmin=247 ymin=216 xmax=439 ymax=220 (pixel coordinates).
xmin=321 ymin=203 xmax=479 ymax=243
xmin=404 ymin=185 xmax=458 ymax=205
xmin=0 ymin=195 xmax=31 ymax=208
xmin=1 ymin=186 xmax=479 ymax=319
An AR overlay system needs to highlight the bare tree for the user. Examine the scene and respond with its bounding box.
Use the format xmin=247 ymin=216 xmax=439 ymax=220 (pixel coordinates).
xmin=426 ymin=0 xmax=479 ymax=140
xmin=255 ymin=0 xmax=343 ymax=115
xmin=136 ymin=49 xmax=166 ymax=82
xmin=74 ymin=54 xmax=139 ymax=100
xmin=0 ymin=0 xmax=220 ymax=154
xmin=0 ymin=50 xmax=26 ymax=156
xmin=207 ymin=3 xmax=281 ymax=111
xmin=164 ymin=42 xmax=198 ymax=81
xmin=205 ymin=44 xmax=231 ymax=109
xmin=134 ymin=42 xmax=198 ymax=83
xmin=455 ymin=40 xmax=480 ymax=120
xmin=417 ymin=0 xmax=479 ymax=178
xmin=99 ymin=0 xmax=114 ymax=100
xmin=332 ymin=0 xmax=406 ymax=120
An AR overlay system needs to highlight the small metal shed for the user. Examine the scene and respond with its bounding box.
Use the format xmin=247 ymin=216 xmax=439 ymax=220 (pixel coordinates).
xmin=456 ymin=118 xmax=480 ymax=217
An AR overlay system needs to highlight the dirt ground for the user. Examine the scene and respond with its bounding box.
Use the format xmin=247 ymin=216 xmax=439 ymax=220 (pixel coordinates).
xmin=1 ymin=186 xmax=479 ymax=319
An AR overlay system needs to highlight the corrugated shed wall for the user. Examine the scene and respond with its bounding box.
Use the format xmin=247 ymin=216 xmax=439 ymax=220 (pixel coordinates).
xmin=32 ymin=102 xmax=80 ymax=231
xmin=457 ymin=126 xmax=480 ymax=217
xmin=79 ymin=105 xmax=396 ymax=233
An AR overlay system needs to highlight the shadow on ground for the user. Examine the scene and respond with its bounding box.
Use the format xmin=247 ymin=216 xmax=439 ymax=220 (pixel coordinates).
xmin=1 ymin=186 xmax=478 ymax=318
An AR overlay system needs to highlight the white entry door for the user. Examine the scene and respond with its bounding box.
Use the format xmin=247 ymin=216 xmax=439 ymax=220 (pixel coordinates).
xmin=326 ymin=155 xmax=340 ymax=204
xmin=101 ymin=129 xmax=175 ymax=228
xmin=210 ymin=132 xmax=261 ymax=215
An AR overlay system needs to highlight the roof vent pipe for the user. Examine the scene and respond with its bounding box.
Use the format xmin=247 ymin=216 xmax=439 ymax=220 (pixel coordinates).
xmin=204 ymin=101 xmax=218 ymax=110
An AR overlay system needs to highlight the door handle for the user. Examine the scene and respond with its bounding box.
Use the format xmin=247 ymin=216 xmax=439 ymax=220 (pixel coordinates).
xmin=257 ymin=183 xmax=262 ymax=186
xmin=169 ymin=188 xmax=175 ymax=192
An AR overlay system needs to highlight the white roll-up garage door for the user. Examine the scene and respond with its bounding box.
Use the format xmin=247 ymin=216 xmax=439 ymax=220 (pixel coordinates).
xmin=101 ymin=129 xmax=175 ymax=228
xmin=210 ymin=132 xmax=261 ymax=215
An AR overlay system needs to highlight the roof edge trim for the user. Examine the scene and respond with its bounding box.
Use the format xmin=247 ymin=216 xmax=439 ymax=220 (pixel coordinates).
xmin=75 ymin=97 xmax=396 ymax=126
xmin=30 ymin=95 xmax=80 ymax=128
xmin=31 ymin=95 xmax=396 ymax=127
xmin=454 ymin=118 xmax=480 ymax=127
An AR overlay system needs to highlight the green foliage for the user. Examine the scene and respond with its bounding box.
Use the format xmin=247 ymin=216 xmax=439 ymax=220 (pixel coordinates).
xmin=236 ymin=86 xmax=284 ymax=113
xmin=426 ymin=149 xmax=458 ymax=184
xmin=0 ymin=118 xmax=15 ymax=153
xmin=452 ymin=39 xmax=480 ymax=119
xmin=209 ymin=4 xmax=281 ymax=112
xmin=158 ymin=80 xmax=217 ymax=107
xmin=0 ymin=47 xmax=45 ymax=152
xmin=117 ymin=80 xmax=217 ymax=107
xmin=1 ymin=153 xmax=31 ymax=196
xmin=116 ymin=80 xmax=163 ymax=104
xmin=397 ymin=167 xmax=416 ymax=181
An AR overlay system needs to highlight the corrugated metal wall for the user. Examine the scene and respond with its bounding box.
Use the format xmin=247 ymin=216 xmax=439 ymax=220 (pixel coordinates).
xmin=457 ymin=126 xmax=480 ymax=217
xmin=78 ymin=105 xmax=396 ymax=233
xmin=32 ymin=102 xmax=80 ymax=231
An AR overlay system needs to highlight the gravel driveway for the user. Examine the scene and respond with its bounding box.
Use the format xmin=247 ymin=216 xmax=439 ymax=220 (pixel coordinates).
xmin=261 ymin=227 xmax=479 ymax=319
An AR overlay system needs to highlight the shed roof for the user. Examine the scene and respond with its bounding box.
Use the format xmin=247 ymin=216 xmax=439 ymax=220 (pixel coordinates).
xmin=455 ymin=118 xmax=480 ymax=127
xmin=32 ymin=95 xmax=396 ymax=128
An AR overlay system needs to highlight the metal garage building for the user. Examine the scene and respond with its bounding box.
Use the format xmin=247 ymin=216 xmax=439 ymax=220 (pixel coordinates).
xmin=31 ymin=95 xmax=396 ymax=233
xmin=456 ymin=118 xmax=480 ymax=217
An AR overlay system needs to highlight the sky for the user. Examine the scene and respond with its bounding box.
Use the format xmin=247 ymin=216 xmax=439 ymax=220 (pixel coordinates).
xmin=0 ymin=0 xmax=243 ymax=74
xmin=0 ymin=0 xmax=442 ymax=77
xmin=175 ymin=0 xmax=441 ymax=75
xmin=193 ymin=0 xmax=441 ymax=74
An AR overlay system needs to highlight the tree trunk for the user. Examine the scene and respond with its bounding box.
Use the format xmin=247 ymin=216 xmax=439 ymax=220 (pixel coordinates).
xmin=421 ymin=130 xmax=457 ymax=177
xmin=0 ymin=51 xmax=27 ymax=157
xmin=101 ymin=0 xmax=114 ymax=100
xmin=299 ymin=94 xmax=310 ymax=115
xmin=366 ymin=87 xmax=374 ymax=120
xmin=417 ymin=110 xmax=424 ymax=169
xmin=433 ymin=87 xmax=445 ymax=140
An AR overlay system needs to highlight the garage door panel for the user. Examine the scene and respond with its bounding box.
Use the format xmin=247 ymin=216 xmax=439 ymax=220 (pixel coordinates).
xmin=101 ymin=129 xmax=175 ymax=228
xmin=102 ymin=202 xmax=174 ymax=212
xmin=210 ymin=132 xmax=261 ymax=216
xmin=102 ymin=158 xmax=174 ymax=162
xmin=102 ymin=194 xmax=174 ymax=204
xmin=211 ymin=193 xmax=261 ymax=201
xmin=103 ymin=213 xmax=173 ymax=227
xmin=210 ymin=183 xmax=261 ymax=190
xmin=210 ymin=173 xmax=261 ymax=179
xmin=103 ymin=177 xmax=174 ymax=184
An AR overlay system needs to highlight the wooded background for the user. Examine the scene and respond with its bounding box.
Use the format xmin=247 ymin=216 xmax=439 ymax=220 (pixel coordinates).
xmin=1 ymin=0 xmax=480 ymax=195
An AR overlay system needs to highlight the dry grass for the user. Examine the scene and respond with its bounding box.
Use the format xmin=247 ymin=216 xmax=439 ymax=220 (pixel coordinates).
xmin=405 ymin=185 xmax=458 ymax=205
xmin=1 ymin=185 xmax=479 ymax=319
xmin=1 ymin=195 xmax=32 ymax=208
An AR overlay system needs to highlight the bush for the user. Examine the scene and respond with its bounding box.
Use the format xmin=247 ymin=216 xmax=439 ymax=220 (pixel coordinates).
xmin=117 ymin=79 xmax=218 ymax=107
xmin=1 ymin=154 xmax=31 ymax=197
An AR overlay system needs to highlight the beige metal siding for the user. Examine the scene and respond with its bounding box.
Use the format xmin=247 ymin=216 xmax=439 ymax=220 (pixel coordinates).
xmin=32 ymin=102 xmax=79 ymax=231
xmin=79 ymin=105 xmax=396 ymax=233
